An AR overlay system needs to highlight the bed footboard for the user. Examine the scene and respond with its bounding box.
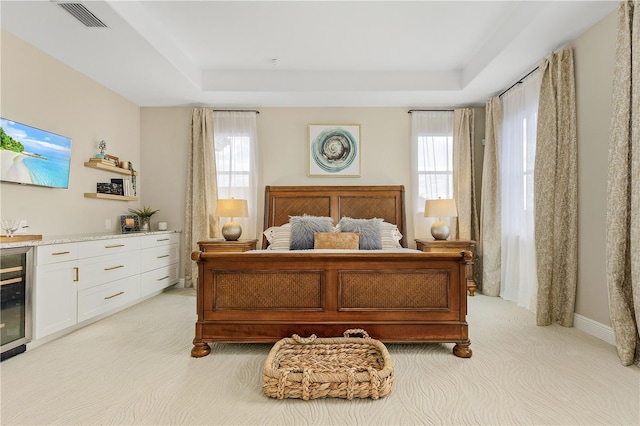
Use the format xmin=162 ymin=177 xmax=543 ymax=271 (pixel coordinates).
xmin=190 ymin=250 xmax=472 ymax=358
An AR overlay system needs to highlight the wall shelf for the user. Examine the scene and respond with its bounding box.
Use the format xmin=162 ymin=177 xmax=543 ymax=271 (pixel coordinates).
xmin=84 ymin=193 xmax=138 ymax=201
xmin=84 ymin=162 xmax=137 ymax=176
xmin=84 ymin=160 xmax=137 ymax=200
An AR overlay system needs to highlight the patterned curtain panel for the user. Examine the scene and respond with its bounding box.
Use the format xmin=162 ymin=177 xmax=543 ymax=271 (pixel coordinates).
xmin=607 ymin=0 xmax=640 ymax=367
xmin=183 ymin=108 xmax=218 ymax=288
xmin=480 ymin=97 xmax=502 ymax=297
xmin=534 ymin=47 xmax=578 ymax=326
xmin=452 ymin=108 xmax=479 ymax=242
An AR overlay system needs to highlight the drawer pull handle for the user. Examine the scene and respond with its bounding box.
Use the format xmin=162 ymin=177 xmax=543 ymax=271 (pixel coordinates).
xmin=0 ymin=277 xmax=22 ymax=286
xmin=52 ymin=251 xmax=70 ymax=256
xmin=104 ymin=291 xmax=124 ymax=300
xmin=74 ymin=267 xmax=79 ymax=282
xmin=105 ymin=244 xmax=125 ymax=248
xmin=157 ymin=238 xmax=170 ymax=242
xmin=104 ymin=265 xmax=124 ymax=271
xmin=157 ymin=276 xmax=170 ymax=281
xmin=157 ymin=255 xmax=170 ymax=259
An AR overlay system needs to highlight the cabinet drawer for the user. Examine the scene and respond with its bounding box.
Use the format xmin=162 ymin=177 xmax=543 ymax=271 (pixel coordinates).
xmin=141 ymin=244 xmax=179 ymax=272
xmin=36 ymin=243 xmax=79 ymax=265
xmin=78 ymin=237 xmax=140 ymax=259
xmin=77 ymin=275 xmax=140 ymax=322
xmin=140 ymin=233 xmax=179 ymax=249
xmin=77 ymin=251 xmax=140 ymax=291
xmin=141 ymin=263 xmax=179 ymax=297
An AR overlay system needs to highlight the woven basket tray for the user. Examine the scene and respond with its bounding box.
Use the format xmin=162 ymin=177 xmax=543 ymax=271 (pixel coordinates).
xmin=262 ymin=329 xmax=394 ymax=400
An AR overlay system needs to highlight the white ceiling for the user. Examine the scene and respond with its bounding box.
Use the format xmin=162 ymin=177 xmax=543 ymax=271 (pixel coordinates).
xmin=0 ymin=0 xmax=619 ymax=107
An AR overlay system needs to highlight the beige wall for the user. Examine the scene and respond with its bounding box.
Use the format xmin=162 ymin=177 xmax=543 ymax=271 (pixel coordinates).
xmin=0 ymin=30 xmax=141 ymax=236
xmin=139 ymin=107 xmax=486 ymax=248
xmin=573 ymin=10 xmax=617 ymax=326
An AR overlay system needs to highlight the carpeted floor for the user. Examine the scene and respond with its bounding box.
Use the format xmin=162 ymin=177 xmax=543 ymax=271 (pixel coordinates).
xmin=1 ymin=287 xmax=638 ymax=425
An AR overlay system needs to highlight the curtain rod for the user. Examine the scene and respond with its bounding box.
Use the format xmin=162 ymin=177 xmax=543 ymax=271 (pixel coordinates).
xmin=407 ymin=109 xmax=455 ymax=114
xmin=212 ymin=109 xmax=260 ymax=114
xmin=498 ymin=66 xmax=540 ymax=98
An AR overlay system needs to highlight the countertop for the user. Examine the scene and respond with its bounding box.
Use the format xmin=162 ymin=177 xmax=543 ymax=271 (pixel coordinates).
xmin=0 ymin=230 xmax=181 ymax=249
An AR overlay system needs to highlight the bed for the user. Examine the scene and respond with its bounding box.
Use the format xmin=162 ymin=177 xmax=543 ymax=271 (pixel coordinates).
xmin=191 ymin=185 xmax=472 ymax=358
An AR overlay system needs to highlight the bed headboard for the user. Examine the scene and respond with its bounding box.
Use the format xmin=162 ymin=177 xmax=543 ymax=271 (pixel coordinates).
xmin=263 ymin=185 xmax=407 ymax=248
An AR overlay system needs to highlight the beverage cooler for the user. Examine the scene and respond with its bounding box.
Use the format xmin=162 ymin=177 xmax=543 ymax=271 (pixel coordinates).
xmin=1 ymin=246 xmax=33 ymax=361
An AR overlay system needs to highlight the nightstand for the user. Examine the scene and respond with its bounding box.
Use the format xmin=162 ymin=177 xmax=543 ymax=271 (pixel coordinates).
xmin=197 ymin=239 xmax=257 ymax=253
xmin=415 ymin=238 xmax=477 ymax=296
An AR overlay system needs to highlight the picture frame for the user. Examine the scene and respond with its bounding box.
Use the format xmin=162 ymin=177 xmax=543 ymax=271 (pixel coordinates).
xmin=120 ymin=215 xmax=139 ymax=233
xmin=308 ymin=124 xmax=361 ymax=177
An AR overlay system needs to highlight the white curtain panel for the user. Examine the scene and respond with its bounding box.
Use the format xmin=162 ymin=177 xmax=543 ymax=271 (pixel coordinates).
xmin=453 ymin=108 xmax=478 ymax=242
xmin=410 ymin=111 xmax=455 ymax=239
xmin=500 ymin=70 xmax=540 ymax=311
xmin=607 ymin=0 xmax=640 ymax=367
xmin=480 ymin=97 xmax=502 ymax=297
xmin=184 ymin=108 xmax=218 ymax=288
xmin=212 ymin=111 xmax=259 ymax=240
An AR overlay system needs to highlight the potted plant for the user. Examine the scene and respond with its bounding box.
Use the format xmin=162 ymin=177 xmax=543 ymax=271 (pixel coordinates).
xmin=128 ymin=205 xmax=159 ymax=232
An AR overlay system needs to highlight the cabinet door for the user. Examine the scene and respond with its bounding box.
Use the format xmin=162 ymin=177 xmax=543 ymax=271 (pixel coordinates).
xmin=34 ymin=260 xmax=77 ymax=339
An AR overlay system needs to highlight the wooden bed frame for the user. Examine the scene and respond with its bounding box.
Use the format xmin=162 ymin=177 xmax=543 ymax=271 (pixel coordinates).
xmin=191 ymin=185 xmax=472 ymax=358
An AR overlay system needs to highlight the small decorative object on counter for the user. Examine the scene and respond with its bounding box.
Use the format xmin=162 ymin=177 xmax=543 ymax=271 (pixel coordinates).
xmin=157 ymin=221 xmax=168 ymax=231
xmin=128 ymin=205 xmax=159 ymax=232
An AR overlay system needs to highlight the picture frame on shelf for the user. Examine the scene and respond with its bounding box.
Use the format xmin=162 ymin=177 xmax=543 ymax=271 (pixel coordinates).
xmin=120 ymin=215 xmax=140 ymax=233
xmin=308 ymin=124 xmax=361 ymax=177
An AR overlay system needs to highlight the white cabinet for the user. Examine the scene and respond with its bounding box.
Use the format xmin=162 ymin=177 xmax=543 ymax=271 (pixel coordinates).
xmin=33 ymin=232 xmax=180 ymax=342
xmin=34 ymin=243 xmax=79 ymax=339
xmin=140 ymin=233 xmax=180 ymax=297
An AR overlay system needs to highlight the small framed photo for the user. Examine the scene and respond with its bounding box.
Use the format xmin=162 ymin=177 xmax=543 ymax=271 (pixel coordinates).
xmin=120 ymin=215 xmax=139 ymax=233
xmin=308 ymin=124 xmax=361 ymax=177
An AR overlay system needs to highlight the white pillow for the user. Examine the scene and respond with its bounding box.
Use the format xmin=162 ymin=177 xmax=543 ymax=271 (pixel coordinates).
xmin=263 ymin=223 xmax=291 ymax=250
xmin=381 ymin=221 xmax=403 ymax=249
xmin=264 ymin=221 xmax=402 ymax=250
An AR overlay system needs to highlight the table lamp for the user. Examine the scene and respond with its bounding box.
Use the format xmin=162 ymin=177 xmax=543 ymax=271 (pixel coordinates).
xmin=215 ymin=198 xmax=249 ymax=241
xmin=424 ymin=198 xmax=457 ymax=240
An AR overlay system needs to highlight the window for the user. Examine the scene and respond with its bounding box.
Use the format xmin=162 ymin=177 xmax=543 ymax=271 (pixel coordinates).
xmin=213 ymin=111 xmax=258 ymax=239
xmin=215 ymin=134 xmax=251 ymax=200
xmin=417 ymin=134 xmax=454 ymax=200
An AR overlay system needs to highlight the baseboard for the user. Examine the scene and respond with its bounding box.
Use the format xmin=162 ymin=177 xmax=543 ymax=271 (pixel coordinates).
xmin=573 ymin=313 xmax=616 ymax=346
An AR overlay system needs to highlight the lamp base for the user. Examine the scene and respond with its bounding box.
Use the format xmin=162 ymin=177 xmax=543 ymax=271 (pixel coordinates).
xmin=221 ymin=221 xmax=242 ymax=241
xmin=430 ymin=220 xmax=450 ymax=240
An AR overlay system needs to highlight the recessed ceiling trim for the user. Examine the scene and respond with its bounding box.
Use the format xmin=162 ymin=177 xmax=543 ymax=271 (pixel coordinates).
xmin=57 ymin=3 xmax=108 ymax=28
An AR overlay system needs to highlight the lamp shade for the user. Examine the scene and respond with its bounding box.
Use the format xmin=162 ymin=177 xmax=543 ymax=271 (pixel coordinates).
xmin=215 ymin=199 xmax=248 ymax=218
xmin=424 ymin=198 xmax=457 ymax=218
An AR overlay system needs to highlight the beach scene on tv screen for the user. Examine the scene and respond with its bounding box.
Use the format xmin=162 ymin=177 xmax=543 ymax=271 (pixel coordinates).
xmin=0 ymin=118 xmax=72 ymax=188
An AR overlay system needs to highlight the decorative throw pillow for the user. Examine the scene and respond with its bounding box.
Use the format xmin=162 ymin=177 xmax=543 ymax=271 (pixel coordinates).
xmin=380 ymin=222 xmax=403 ymax=249
xmin=314 ymin=232 xmax=360 ymax=250
xmin=337 ymin=217 xmax=383 ymax=250
xmin=263 ymin=223 xmax=291 ymax=250
xmin=289 ymin=215 xmax=334 ymax=250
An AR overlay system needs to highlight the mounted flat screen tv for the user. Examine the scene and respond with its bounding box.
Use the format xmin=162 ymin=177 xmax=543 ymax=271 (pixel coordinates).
xmin=1 ymin=117 xmax=72 ymax=189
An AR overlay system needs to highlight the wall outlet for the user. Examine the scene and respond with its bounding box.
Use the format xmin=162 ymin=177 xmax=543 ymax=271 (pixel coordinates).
xmin=14 ymin=220 xmax=28 ymax=234
xmin=105 ymin=219 xmax=112 ymax=230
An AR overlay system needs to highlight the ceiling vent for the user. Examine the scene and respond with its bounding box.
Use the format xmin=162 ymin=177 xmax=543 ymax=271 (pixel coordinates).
xmin=57 ymin=2 xmax=108 ymax=28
